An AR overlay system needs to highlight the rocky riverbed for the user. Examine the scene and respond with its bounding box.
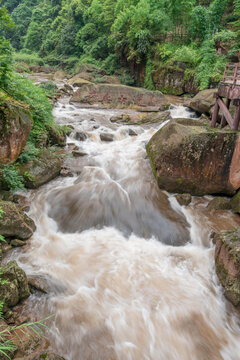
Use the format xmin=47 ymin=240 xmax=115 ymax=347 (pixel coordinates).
xmin=1 ymin=71 xmax=240 ymax=359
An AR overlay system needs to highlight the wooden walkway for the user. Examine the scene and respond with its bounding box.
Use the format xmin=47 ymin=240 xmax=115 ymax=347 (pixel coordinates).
xmin=211 ymin=63 xmax=240 ymax=130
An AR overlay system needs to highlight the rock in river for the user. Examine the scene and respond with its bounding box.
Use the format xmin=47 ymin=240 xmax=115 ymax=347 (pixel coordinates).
xmin=207 ymin=197 xmax=232 ymax=211
xmin=175 ymin=193 xmax=192 ymax=206
xmin=0 ymin=260 xmax=30 ymax=312
xmin=100 ymin=133 xmax=114 ymax=142
xmin=231 ymin=190 xmax=240 ymax=213
xmin=215 ymin=230 xmax=240 ymax=307
xmin=147 ymin=118 xmax=240 ymax=196
xmin=18 ymin=149 xmax=62 ymax=189
xmin=70 ymin=83 xmax=168 ymax=109
xmin=0 ymin=200 xmax=36 ymax=240
xmin=186 ymin=89 xmax=216 ymax=114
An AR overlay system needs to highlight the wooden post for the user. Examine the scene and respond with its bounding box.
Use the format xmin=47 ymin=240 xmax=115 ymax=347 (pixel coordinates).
xmin=233 ymin=100 xmax=240 ymax=130
xmin=217 ymin=98 xmax=234 ymax=128
xmin=211 ymin=96 xmax=220 ymax=128
xmin=221 ymin=98 xmax=231 ymax=128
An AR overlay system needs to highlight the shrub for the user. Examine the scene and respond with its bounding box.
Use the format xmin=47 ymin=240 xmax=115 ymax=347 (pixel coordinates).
xmin=13 ymin=52 xmax=44 ymax=66
xmin=6 ymin=73 xmax=54 ymax=145
xmin=144 ymin=57 xmax=155 ymax=90
xmin=17 ymin=142 xmax=40 ymax=164
xmin=0 ymin=164 xmax=25 ymax=192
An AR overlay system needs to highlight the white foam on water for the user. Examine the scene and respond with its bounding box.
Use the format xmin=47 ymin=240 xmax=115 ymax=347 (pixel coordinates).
xmin=15 ymin=102 xmax=240 ymax=360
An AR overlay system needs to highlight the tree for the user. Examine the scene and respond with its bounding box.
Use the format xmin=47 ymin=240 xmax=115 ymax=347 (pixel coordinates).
xmin=10 ymin=2 xmax=33 ymax=50
xmin=24 ymin=8 xmax=45 ymax=51
xmin=0 ymin=1 xmax=14 ymax=90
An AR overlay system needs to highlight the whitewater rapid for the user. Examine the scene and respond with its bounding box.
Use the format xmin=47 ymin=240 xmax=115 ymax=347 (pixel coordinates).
xmin=11 ymin=99 xmax=240 ymax=360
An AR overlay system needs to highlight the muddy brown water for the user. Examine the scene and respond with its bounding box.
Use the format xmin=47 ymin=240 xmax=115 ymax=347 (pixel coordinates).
xmin=7 ymin=88 xmax=240 ymax=359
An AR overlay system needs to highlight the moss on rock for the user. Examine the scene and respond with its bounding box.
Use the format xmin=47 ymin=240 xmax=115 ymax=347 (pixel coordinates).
xmin=0 ymin=200 xmax=36 ymax=240
xmin=215 ymin=230 xmax=240 ymax=306
xmin=18 ymin=149 xmax=62 ymax=189
xmin=0 ymin=260 xmax=30 ymax=312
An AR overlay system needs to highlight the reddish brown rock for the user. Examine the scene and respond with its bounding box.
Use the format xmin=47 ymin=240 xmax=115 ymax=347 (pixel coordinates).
xmin=215 ymin=230 xmax=240 ymax=306
xmin=147 ymin=119 xmax=240 ymax=196
xmin=70 ymin=83 xmax=167 ymax=109
xmin=229 ymin=134 xmax=240 ymax=189
xmin=0 ymin=96 xmax=32 ymax=165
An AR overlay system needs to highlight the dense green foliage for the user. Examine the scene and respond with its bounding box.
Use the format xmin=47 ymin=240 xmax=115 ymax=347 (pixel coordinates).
xmin=2 ymin=0 xmax=239 ymax=90
xmin=0 ymin=1 xmax=63 ymax=191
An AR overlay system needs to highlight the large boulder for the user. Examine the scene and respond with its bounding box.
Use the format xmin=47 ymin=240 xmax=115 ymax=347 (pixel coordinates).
xmin=18 ymin=149 xmax=62 ymax=189
xmin=0 ymin=96 xmax=32 ymax=165
xmin=214 ymin=230 xmax=240 ymax=307
xmin=146 ymin=119 xmax=240 ymax=196
xmin=0 ymin=260 xmax=30 ymax=312
xmin=70 ymin=83 xmax=168 ymax=109
xmin=186 ymin=89 xmax=216 ymax=114
xmin=153 ymin=63 xmax=198 ymax=95
xmin=0 ymin=200 xmax=36 ymax=240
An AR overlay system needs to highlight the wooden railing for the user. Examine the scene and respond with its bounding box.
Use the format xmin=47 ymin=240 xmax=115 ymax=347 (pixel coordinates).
xmin=222 ymin=63 xmax=240 ymax=86
xmin=211 ymin=63 xmax=240 ymax=130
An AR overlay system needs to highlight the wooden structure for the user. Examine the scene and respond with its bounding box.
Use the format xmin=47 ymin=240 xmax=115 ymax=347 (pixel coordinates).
xmin=211 ymin=63 xmax=240 ymax=130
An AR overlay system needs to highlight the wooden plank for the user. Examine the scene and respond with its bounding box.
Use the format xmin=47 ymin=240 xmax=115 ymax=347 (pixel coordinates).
xmin=217 ymin=98 xmax=234 ymax=128
xmin=211 ymin=100 xmax=220 ymax=128
xmin=221 ymin=98 xmax=231 ymax=128
xmin=233 ymin=65 xmax=238 ymax=84
xmin=233 ymin=104 xmax=240 ymax=130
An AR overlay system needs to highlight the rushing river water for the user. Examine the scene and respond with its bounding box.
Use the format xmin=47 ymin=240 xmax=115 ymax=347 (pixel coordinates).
xmin=10 ymin=93 xmax=240 ymax=359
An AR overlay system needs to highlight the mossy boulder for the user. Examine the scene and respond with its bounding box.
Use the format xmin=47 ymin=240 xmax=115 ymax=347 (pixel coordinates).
xmin=0 ymin=260 xmax=30 ymax=312
xmin=146 ymin=119 xmax=240 ymax=196
xmin=0 ymin=200 xmax=36 ymax=240
xmin=215 ymin=230 xmax=240 ymax=306
xmin=207 ymin=197 xmax=232 ymax=211
xmin=152 ymin=63 xmax=198 ymax=95
xmin=231 ymin=190 xmax=240 ymax=213
xmin=18 ymin=149 xmax=62 ymax=189
xmin=0 ymin=95 xmax=32 ymax=165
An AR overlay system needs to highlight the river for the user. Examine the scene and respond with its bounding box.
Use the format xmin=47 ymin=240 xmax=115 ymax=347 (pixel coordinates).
xmin=9 ymin=91 xmax=240 ymax=360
